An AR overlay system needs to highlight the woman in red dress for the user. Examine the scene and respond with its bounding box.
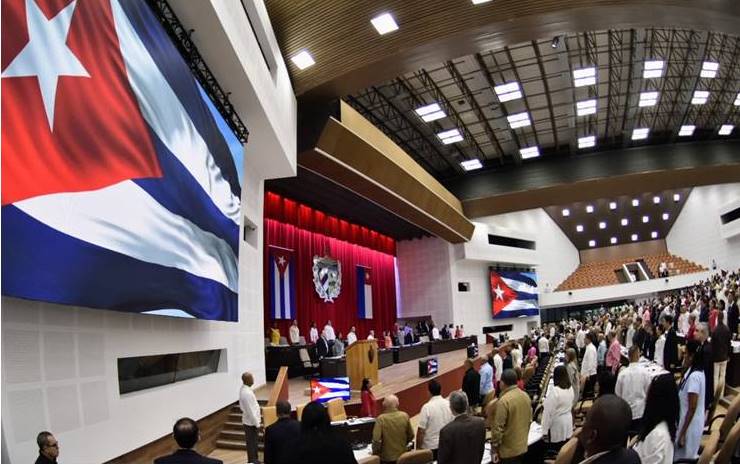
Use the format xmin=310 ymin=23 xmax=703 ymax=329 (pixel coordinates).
xmin=360 ymin=377 xmax=377 ymax=417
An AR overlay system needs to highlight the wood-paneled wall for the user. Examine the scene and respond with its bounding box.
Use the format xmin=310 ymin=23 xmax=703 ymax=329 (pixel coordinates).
xmin=579 ymin=239 xmax=667 ymax=264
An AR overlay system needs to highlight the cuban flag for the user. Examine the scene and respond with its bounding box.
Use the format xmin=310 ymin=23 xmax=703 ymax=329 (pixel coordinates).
xmin=1 ymin=0 xmax=243 ymax=321
xmin=356 ymin=266 xmax=373 ymax=319
xmin=310 ymin=377 xmax=351 ymax=403
xmin=490 ymin=271 xmax=540 ymax=319
xmin=268 ymin=246 xmax=296 ymax=320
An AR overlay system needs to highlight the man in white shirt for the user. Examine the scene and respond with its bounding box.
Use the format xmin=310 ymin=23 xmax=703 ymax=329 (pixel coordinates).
xmin=538 ymin=334 xmax=550 ymax=360
xmin=575 ymin=325 xmax=586 ymax=353
xmin=239 ymin=372 xmax=261 ymax=464
xmin=615 ymin=345 xmax=652 ymax=431
xmin=416 ymin=379 xmax=453 ymax=459
xmin=309 ymin=323 xmax=319 ymax=344
xmin=626 ymin=320 xmax=636 ymax=349
xmin=289 ymin=320 xmax=300 ymax=345
xmin=367 ymin=329 xmax=375 ymax=340
xmin=493 ymin=348 xmax=504 ymax=386
xmin=347 ymin=326 xmax=358 ymax=345
xmin=678 ymin=306 xmax=690 ymax=335
xmin=431 ymin=323 xmax=441 ymax=341
xmin=323 ymin=320 xmax=336 ymax=342
xmin=580 ymin=333 xmax=598 ymax=398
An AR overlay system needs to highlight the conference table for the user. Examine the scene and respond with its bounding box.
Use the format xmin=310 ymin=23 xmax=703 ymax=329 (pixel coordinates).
xmin=393 ymin=342 xmax=429 ymax=363
xmin=427 ymin=336 xmax=478 ymax=354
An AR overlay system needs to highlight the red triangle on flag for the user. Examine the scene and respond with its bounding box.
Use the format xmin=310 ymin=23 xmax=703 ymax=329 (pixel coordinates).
xmin=490 ymin=272 xmax=517 ymax=317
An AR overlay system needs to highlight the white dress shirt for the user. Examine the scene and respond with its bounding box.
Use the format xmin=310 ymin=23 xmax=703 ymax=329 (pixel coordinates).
xmin=239 ymin=384 xmax=261 ymax=427
xmin=418 ymin=395 xmax=453 ymax=450
xmin=309 ymin=327 xmax=319 ymax=344
xmin=511 ymin=348 xmax=523 ymax=369
xmin=323 ymin=324 xmax=336 ymax=341
xmin=575 ymin=330 xmax=586 ymax=349
xmin=615 ymin=362 xmax=652 ymax=419
xmin=654 ymin=334 xmax=666 ymax=367
xmin=633 ymin=421 xmax=674 ymax=464
xmin=493 ymin=354 xmax=503 ymax=382
xmin=538 ymin=336 xmax=550 ymax=353
xmin=581 ymin=343 xmax=597 ymax=378
xmin=367 ymin=334 xmax=375 ymax=340
xmin=289 ymin=325 xmax=300 ymax=344
xmin=542 ymin=385 xmax=575 ymax=443
xmin=431 ymin=327 xmax=440 ymax=340
xmin=626 ymin=326 xmax=635 ymax=349
xmin=347 ymin=331 xmax=357 ymax=345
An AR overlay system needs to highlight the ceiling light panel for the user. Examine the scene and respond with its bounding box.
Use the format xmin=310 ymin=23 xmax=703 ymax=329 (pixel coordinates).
xmin=632 ymin=128 xmax=650 ymax=140
xmin=576 ymin=99 xmax=597 ymax=116
xmin=653 ymin=196 xmax=661 ymax=204
xmin=651 ymin=231 xmax=658 ymax=239
xmin=589 ymin=240 xmax=596 ymax=247
xmin=632 ymin=199 xmax=640 ymax=207
xmin=691 ymin=90 xmax=709 ymax=105
xmin=290 ymin=50 xmax=315 ymax=70
xmin=494 ymin=82 xmax=522 ymax=102
xmin=573 ymin=67 xmax=596 ymax=87
xmin=586 ymin=205 xmax=594 ymax=213
xmin=662 ymin=213 xmax=669 ymax=220
xmin=631 ymin=234 xmax=639 ymax=241
xmin=599 ymin=221 xmax=606 ymax=229
xmin=472 ymin=0 xmax=492 ymax=3
xmin=638 ymin=91 xmax=658 ymax=107
xmin=415 ymin=103 xmax=446 ymax=122
xmin=642 ymin=215 xmax=649 ymax=223
xmin=734 ymin=92 xmax=740 ymax=106
xmin=621 ymin=218 xmax=629 ymax=226
xmin=460 ymin=159 xmax=483 ymax=171
xmin=520 ymin=146 xmax=540 ymax=159
xmin=643 ymin=60 xmax=664 ymax=78
xmin=578 ymin=135 xmax=596 ymax=149
xmin=507 ymin=112 xmax=531 ymax=129
xmin=371 ymin=13 xmax=398 ymax=35
xmin=673 ymin=194 xmax=680 ymax=202
xmin=576 ymin=225 xmax=584 ymax=232
xmin=679 ymin=125 xmax=696 ymax=136
xmin=700 ymin=61 xmax=719 ymax=78
xmin=437 ymin=128 xmax=463 ymax=144
xmin=562 ymin=209 xmax=570 ymax=217
xmin=609 ymin=202 xmax=617 ymax=210
xmin=610 ymin=237 xmax=618 ymax=244
xmin=719 ymin=124 xmax=734 ymax=136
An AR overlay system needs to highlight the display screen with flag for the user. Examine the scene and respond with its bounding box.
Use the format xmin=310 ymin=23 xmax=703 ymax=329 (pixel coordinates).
xmin=490 ymin=270 xmax=540 ymax=319
xmin=268 ymin=246 xmax=296 ymax=320
xmin=310 ymin=377 xmax=351 ymax=403
xmin=356 ymin=266 xmax=373 ymax=319
xmin=1 ymin=0 xmax=243 ymax=321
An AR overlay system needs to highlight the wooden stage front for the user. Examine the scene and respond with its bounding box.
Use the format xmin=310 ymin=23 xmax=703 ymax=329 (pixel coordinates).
xmin=255 ymin=343 xmax=488 ymax=418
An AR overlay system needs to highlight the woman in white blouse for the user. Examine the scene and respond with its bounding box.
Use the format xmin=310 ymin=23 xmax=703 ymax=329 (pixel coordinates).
xmin=654 ymin=324 xmax=666 ymax=367
xmin=632 ymin=373 xmax=679 ymax=464
xmin=541 ymin=365 xmax=575 ymax=451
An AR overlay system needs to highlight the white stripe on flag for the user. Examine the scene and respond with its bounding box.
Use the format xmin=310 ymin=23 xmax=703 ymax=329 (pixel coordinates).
xmin=364 ymin=284 xmax=373 ymax=319
xmin=319 ymin=380 xmax=350 ymax=389
xmin=273 ymin=260 xmax=281 ymax=319
xmin=111 ymin=0 xmax=240 ymax=224
xmin=319 ymin=391 xmax=350 ymax=400
xmin=501 ymin=277 xmax=537 ymax=295
xmin=500 ymin=299 xmax=539 ymax=312
xmin=282 ymin=264 xmax=291 ymax=319
xmin=15 ymin=181 xmax=238 ymax=291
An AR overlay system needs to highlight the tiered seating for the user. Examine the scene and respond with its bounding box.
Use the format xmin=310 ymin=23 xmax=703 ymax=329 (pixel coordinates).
xmin=556 ymin=253 xmax=706 ymax=291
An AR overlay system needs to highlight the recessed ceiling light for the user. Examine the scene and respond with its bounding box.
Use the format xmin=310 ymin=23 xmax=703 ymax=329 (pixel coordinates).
xmin=631 ymin=234 xmax=638 ymax=241
xmin=621 ymin=218 xmax=629 ymax=226
xmin=673 ymin=193 xmax=680 ymax=202
xmin=691 ymin=90 xmax=709 ymax=105
xmin=662 ymin=213 xmax=670 ymax=220
xmin=632 ymin=198 xmax=640 ymax=206
xmin=643 ymin=60 xmax=664 ymax=78
xmin=609 ymin=202 xmax=617 ymax=210
xmin=651 ymin=231 xmax=658 ymax=239
xmin=642 ymin=215 xmax=649 ymax=223
xmin=610 ymin=237 xmax=618 ymax=244
xmin=599 ymin=221 xmax=607 ymax=229
xmin=520 ymin=146 xmax=540 ymax=159
xmin=437 ymin=128 xmax=463 ymax=144
xmin=638 ymin=91 xmax=658 ymax=107
xmin=578 ymin=135 xmax=596 ymax=149
xmin=290 ymin=50 xmax=315 ymax=70
xmin=632 ymin=128 xmax=650 ymax=140
xmin=494 ymin=82 xmax=522 ymax=102
xmin=562 ymin=208 xmax=570 ymax=217
xmin=719 ymin=124 xmax=734 ymax=136
xmin=734 ymin=92 xmax=740 ymax=106
xmin=576 ymin=99 xmax=597 ymax=116
xmin=573 ymin=67 xmax=596 ymax=87
xmin=576 ymin=224 xmax=584 ymax=232
xmin=415 ymin=103 xmax=446 ymax=122
xmin=653 ymin=196 xmax=661 ymax=204
xmin=586 ymin=205 xmax=594 ymax=213
xmin=679 ymin=125 xmax=696 ymax=136
xmin=507 ymin=112 xmax=531 ymax=129
xmin=700 ymin=61 xmax=719 ymax=78
xmin=589 ymin=240 xmax=596 ymax=247
xmin=371 ymin=13 xmax=398 ymax=35
xmin=460 ymin=159 xmax=483 ymax=171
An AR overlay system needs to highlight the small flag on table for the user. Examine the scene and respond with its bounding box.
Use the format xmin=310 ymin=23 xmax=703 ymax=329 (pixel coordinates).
xmin=356 ymin=266 xmax=373 ymax=319
xmin=269 ymin=246 xmax=295 ymax=319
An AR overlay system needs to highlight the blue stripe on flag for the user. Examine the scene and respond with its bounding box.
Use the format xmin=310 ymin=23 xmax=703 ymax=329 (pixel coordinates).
xmin=268 ymin=253 xmax=276 ymax=319
xmin=515 ymin=292 xmax=539 ymax=301
xmin=288 ymin=260 xmax=295 ymax=319
xmin=2 ymin=206 xmax=237 ymax=321
xmin=501 ymin=271 xmax=537 ymax=288
xmin=279 ymin=263 xmax=286 ymax=319
xmin=356 ymin=266 xmax=365 ymax=319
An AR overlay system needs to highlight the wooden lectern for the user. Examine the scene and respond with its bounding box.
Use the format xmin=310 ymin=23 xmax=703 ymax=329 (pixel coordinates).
xmin=345 ymin=340 xmax=379 ymax=390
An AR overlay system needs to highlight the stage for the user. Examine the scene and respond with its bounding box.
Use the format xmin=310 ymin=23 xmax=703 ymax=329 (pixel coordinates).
xmin=255 ymin=342 xmax=489 ymax=418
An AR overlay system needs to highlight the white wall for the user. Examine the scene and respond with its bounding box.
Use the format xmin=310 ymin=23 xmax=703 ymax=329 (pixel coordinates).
xmin=667 ymin=183 xmax=740 ymax=271
xmin=1 ymin=2 xmax=296 ymax=462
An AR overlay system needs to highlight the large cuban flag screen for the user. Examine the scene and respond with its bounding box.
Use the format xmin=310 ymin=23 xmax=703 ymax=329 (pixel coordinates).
xmin=1 ymin=0 xmax=243 ymax=321
xmin=490 ymin=270 xmax=540 ymax=319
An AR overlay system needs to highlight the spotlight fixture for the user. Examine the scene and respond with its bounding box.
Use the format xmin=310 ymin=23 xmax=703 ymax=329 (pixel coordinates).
xmin=621 ymin=218 xmax=629 ymax=226
xmin=651 ymin=231 xmax=659 ymax=239
xmin=576 ymin=225 xmax=584 ymax=232
xmin=562 ymin=208 xmax=570 ymax=217
xmin=290 ymin=50 xmax=315 ymax=70
xmin=551 ymin=36 xmax=560 ymax=49
xmin=599 ymin=221 xmax=607 ymax=229
xmin=589 ymin=240 xmax=596 ymax=247
xmin=631 ymin=234 xmax=639 ymax=242
xmin=610 ymin=237 xmax=618 ymax=244
xmin=609 ymin=202 xmax=617 ymax=210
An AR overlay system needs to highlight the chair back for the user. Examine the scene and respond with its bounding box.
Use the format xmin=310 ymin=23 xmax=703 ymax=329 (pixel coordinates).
xmin=262 ymin=405 xmax=277 ymax=428
xmin=697 ymin=429 xmax=721 ymax=464
xmin=326 ymin=398 xmax=347 ymax=421
xmin=298 ymin=336 xmax=307 ymax=345
xmin=719 ymin=391 xmax=740 ymax=442
xmin=553 ymin=435 xmax=579 ymax=464
xmin=298 ymin=348 xmax=312 ymax=366
xmin=279 ymin=336 xmax=288 ymax=345
xmin=714 ymin=420 xmax=740 ymax=464
xmin=358 ymin=456 xmax=380 ymax=464
xmin=397 ymin=449 xmax=433 ymax=464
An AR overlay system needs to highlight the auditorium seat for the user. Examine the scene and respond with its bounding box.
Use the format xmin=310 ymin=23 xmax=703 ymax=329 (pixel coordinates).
xmin=358 ymin=456 xmax=381 ymax=464
xmin=544 ymin=433 xmax=579 ymax=464
xmin=711 ymin=392 xmax=740 ymax=444
xmin=326 ymin=398 xmax=348 ymax=421
xmin=397 ymin=449 xmax=433 ymax=464
xmin=713 ymin=421 xmax=740 ymax=464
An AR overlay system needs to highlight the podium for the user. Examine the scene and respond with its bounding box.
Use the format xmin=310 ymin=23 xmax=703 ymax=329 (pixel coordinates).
xmin=345 ymin=340 xmax=379 ymax=390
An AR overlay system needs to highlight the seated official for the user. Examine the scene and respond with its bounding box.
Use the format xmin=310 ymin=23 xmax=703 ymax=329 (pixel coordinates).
xmin=490 ymin=369 xmax=532 ymax=464
xmin=372 ymin=395 xmax=414 ymax=463
xmin=614 ymin=345 xmax=652 ymax=431
xmin=416 ymin=380 xmax=453 ymax=459
xmin=35 ymin=431 xmax=59 ymax=464
xmin=437 ymin=390 xmax=486 ymax=464
xmin=264 ymin=400 xmax=300 ymax=464
xmin=287 ymin=401 xmax=357 ymax=464
xmin=633 ymin=374 xmax=678 ymax=464
xmin=154 ymin=418 xmax=223 ymax=464
xmin=577 ymin=395 xmax=639 ymax=464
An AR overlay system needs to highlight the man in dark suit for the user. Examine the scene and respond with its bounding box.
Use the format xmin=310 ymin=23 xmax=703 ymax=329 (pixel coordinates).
xmin=461 ymin=358 xmax=481 ymax=408
xmin=697 ymin=323 xmax=715 ymax=410
xmin=154 ymin=418 xmax=223 ymax=464
xmin=728 ymin=293 xmax=739 ymax=336
xmin=316 ymin=331 xmax=330 ymax=359
xmin=437 ymin=390 xmax=486 ymax=464
xmin=577 ymin=395 xmax=640 ymax=464
xmin=661 ymin=315 xmax=680 ymax=371
xmin=264 ymin=400 xmax=300 ymax=464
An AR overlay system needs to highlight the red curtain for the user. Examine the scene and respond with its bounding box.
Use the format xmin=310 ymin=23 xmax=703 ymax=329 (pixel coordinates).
xmin=263 ymin=194 xmax=398 ymax=339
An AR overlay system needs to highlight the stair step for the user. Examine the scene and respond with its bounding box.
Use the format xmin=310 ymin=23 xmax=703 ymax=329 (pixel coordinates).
xmin=224 ymin=421 xmax=243 ymax=430
xmin=219 ymin=429 xmax=245 ymax=439
xmin=216 ymin=439 xmax=245 ymax=450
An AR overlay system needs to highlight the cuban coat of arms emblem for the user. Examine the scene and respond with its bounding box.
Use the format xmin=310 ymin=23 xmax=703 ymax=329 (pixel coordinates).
xmin=312 ymin=255 xmax=342 ymax=302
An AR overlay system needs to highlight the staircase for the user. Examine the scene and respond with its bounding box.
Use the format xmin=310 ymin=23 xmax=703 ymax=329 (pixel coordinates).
xmin=214 ymin=401 xmax=267 ymax=451
xmin=720 ymin=384 xmax=739 ymax=409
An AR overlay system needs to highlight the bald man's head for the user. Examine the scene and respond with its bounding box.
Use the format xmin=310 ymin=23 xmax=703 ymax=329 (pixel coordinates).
xmin=382 ymin=394 xmax=399 ymax=411
xmin=579 ymin=394 xmax=632 ymax=457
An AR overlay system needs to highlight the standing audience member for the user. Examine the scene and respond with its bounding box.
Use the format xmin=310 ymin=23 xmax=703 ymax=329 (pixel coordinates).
xmin=632 ymin=374 xmax=679 ymax=464
xmin=566 ymin=348 xmax=581 ymax=407
xmin=539 ymin=333 xmax=550 ymax=360
xmin=154 ymin=418 xmax=223 ymax=464
xmin=239 ymin=372 xmax=261 ymax=464
xmin=372 ymin=395 xmax=413 ymax=463
xmin=323 ymin=320 xmax=336 ymax=345
xmin=711 ymin=308 xmax=731 ymax=398
xmin=605 ymin=331 xmax=622 ymax=374
xmin=511 ymin=342 xmax=523 ymax=369
xmin=577 ymin=395 xmax=640 ymax=463
xmin=35 ymin=432 xmax=60 ymax=464
xmin=288 ymin=401 xmax=357 ymax=464
xmin=461 ymin=358 xmax=481 ymax=409
xmin=615 ymin=345 xmax=652 ymax=431
xmin=264 ymin=400 xmax=300 ymax=464
xmin=541 ymin=365 xmax=575 ymax=453
xmin=416 ymin=380 xmax=453 ymax=459
xmin=437 ymin=391 xmax=486 ymax=464
xmin=289 ymin=320 xmax=300 ymax=345
xmin=661 ymin=315 xmax=679 ymax=371
xmin=686 ymin=314 xmax=698 ymax=353
xmin=333 ymin=332 xmax=345 ymax=356
xmin=383 ymin=330 xmax=393 ymax=348
xmin=695 ymin=323 xmax=714 ymax=410
xmin=581 ymin=333 xmax=598 ymax=398
xmin=316 ymin=330 xmax=330 ymax=359
xmin=360 ymin=377 xmax=377 ymax=418
xmin=480 ymin=353 xmax=494 ymax=399
xmin=367 ymin=329 xmax=376 ymax=340
xmin=309 ymin=321 xmax=319 ymax=344
xmin=674 ymin=350 xmax=706 ymax=461
xmin=431 ymin=322 xmax=441 ymax=341
xmin=641 ymin=323 xmax=656 ymax=361
xmin=490 ymin=369 xmax=533 ymax=464
xmin=596 ymin=334 xmax=607 ymax=371
xmin=270 ymin=322 xmax=281 ymax=345
xmin=678 ymin=306 xmax=690 ymax=335
xmin=527 ymin=342 xmax=538 ymax=364
xmin=654 ymin=324 xmax=666 ymax=368
xmin=493 ymin=348 xmax=504 ymax=387
xmin=727 ymin=293 xmax=738 ymax=335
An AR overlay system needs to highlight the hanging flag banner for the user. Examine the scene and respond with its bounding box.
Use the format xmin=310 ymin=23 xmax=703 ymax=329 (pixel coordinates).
xmin=269 ymin=246 xmax=296 ymax=319
xmin=356 ymin=265 xmax=373 ymax=319
xmin=490 ymin=270 xmax=540 ymax=319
